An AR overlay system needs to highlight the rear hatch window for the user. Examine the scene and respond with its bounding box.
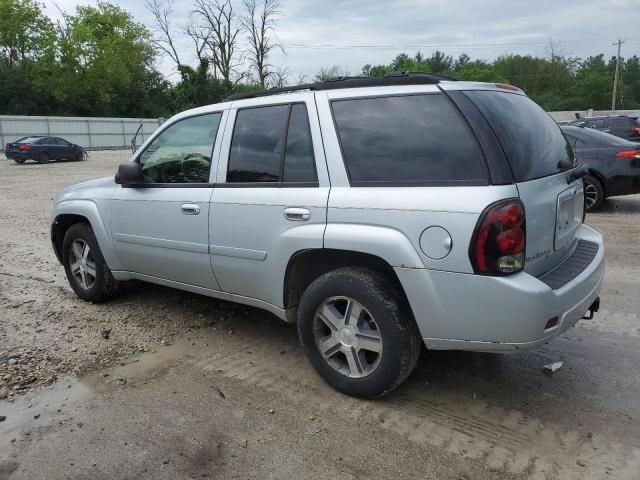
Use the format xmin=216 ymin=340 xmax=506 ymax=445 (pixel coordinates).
xmin=464 ymin=91 xmax=575 ymax=182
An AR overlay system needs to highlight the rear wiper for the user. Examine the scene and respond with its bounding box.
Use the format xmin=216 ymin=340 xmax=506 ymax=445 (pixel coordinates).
xmin=566 ymin=164 xmax=590 ymax=184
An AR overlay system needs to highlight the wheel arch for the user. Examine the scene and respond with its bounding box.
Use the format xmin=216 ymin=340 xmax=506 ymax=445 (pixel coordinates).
xmin=283 ymin=248 xmax=411 ymax=322
xmin=51 ymin=200 xmax=122 ymax=270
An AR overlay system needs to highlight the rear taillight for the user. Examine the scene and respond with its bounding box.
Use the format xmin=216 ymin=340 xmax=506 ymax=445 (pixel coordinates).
xmin=470 ymin=199 xmax=526 ymax=275
xmin=616 ymin=150 xmax=640 ymax=159
xmin=18 ymin=144 xmax=31 ymax=150
xmin=631 ymin=126 xmax=640 ymax=134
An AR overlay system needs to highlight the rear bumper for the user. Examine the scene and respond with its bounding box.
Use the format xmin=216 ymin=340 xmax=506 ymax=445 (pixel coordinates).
xmin=6 ymin=151 xmax=35 ymax=160
xmin=396 ymin=224 xmax=604 ymax=352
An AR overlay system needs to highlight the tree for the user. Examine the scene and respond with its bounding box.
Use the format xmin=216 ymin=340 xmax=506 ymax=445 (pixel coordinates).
xmin=241 ymin=0 xmax=281 ymax=88
xmin=190 ymin=0 xmax=242 ymax=82
xmin=315 ymin=65 xmax=349 ymax=82
xmin=146 ymin=0 xmax=182 ymax=68
xmin=0 ymin=0 xmax=54 ymax=68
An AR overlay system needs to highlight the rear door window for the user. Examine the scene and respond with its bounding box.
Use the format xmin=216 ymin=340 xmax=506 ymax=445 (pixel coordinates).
xmin=227 ymin=103 xmax=318 ymax=184
xmin=331 ymin=94 xmax=487 ymax=185
xmin=465 ymin=91 xmax=574 ymax=182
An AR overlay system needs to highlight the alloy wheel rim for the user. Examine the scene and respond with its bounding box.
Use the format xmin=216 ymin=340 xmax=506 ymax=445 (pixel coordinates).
xmin=584 ymin=181 xmax=598 ymax=209
xmin=69 ymin=239 xmax=96 ymax=290
xmin=313 ymin=296 xmax=383 ymax=378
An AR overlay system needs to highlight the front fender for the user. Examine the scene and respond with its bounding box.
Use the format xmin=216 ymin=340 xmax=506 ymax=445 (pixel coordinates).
xmin=323 ymin=223 xmax=424 ymax=269
xmin=53 ymin=199 xmax=124 ymax=271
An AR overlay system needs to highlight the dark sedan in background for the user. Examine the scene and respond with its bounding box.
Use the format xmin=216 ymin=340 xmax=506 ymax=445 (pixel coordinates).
xmin=566 ymin=115 xmax=640 ymax=142
xmin=562 ymin=126 xmax=640 ymax=211
xmin=5 ymin=136 xmax=86 ymax=164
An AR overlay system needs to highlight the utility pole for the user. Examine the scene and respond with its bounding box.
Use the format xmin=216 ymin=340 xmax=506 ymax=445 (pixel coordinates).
xmin=612 ymin=38 xmax=625 ymax=111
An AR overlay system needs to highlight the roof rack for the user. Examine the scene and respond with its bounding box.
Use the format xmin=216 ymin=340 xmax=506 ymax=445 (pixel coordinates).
xmin=224 ymin=71 xmax=457 ymax=101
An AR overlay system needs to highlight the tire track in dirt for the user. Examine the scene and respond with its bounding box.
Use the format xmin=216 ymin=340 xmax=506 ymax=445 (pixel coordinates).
xmin=193 ymin=335 xmax=640 ymax=479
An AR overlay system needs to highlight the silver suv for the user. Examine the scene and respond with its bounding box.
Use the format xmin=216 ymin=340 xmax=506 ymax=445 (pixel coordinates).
xmin=51 ymin=74 xmax=604 ymax=398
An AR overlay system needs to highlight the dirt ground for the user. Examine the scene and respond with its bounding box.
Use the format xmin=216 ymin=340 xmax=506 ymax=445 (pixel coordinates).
xmin=1 ymin=151 xmax=640 ymax=479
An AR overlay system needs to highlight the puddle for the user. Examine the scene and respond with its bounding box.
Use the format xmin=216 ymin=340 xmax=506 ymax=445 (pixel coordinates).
xmin=0 ymin=337 xmax=203 ymax=457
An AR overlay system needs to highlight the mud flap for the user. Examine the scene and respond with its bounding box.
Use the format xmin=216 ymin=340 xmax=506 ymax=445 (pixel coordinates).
xmin=582 ymin=297 xmax=600 ymax=320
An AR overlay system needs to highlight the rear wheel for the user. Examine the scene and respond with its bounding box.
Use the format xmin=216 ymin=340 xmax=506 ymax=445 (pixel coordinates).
xmin=297 ymin=268 xmax=421 ymax=399
xmin=13 ymin=158 xmax=26 ymax=164
xmin=583 ymin=175 xmax=604 ymax=211
xmin=38 ymin=152 xmax=50 ymax=164
xmin=62 ymin=223 xmax=118 ymax=303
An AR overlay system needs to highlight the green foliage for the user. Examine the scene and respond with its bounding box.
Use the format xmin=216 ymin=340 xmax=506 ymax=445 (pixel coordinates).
xmin=356 ymin=49 xmax=639 ymax=111
xmin=0 ymin=0 xmax=639 ymax=117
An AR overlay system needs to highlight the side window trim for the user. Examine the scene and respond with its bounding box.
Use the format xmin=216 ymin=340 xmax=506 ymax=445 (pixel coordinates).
xmin=132 ymin=111 xmax=225 ymax=187
xmin=224 ymin=101 xmax=319 ymax=187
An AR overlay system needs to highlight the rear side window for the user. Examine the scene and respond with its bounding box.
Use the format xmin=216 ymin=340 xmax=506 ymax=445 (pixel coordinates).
xmin=465 ymin=91 xmax=574 ymax=182
xmin=227 ymin=103 xmax=317 ymax=184
xmin=331 ymin=94 xmax=487 ymax=185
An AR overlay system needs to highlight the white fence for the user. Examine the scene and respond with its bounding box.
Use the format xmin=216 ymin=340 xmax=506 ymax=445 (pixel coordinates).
xmin=1 ymin=109 xmax=638 ymax=153
xmin=0 ymin=115 xmax=164 ymax=152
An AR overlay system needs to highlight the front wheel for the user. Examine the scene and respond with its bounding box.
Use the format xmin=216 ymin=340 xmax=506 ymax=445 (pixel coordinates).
xmin=297 ymin=268 xmax=421 ymax=399
xmin=62 ymin=223 xmax=118 ymax=303
xmin=583 ymin=175 xmax=604 ymax=212
xmin=38 ymin=152 xmax=50 ymax=164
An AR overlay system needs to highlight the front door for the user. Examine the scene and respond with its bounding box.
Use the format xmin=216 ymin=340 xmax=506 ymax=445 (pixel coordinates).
xmin=111 ymin=111 xmax=226 ymax=289
xmin=210 ymin=95 xmax=330 ymax=308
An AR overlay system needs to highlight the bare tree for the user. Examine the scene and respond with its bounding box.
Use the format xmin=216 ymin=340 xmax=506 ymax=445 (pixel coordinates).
xmin=190 ymin=0 xmax=242 ymax=82
xmin=146 ymin=0 xmax=182 ymax=68
xmin=241 ymin=0 xmax=281 ymax=88
xmin=267 ymin=65 xmax=289 ymax=88
xmin=315 ymin=65 xmax=350 ymax=82
xmin=185 ymin=13 xmax=207 ymax=63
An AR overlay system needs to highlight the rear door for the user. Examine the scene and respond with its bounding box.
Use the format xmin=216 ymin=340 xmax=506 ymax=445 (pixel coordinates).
xmin=209 ymin=93 xmax=329 ymax=307
xmin=464 ymin=90 xmax=584 ymax=277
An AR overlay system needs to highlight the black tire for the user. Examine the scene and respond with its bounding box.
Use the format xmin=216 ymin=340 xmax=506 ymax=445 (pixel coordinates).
xmin=297 ymin=267 xmax=421 ymax=399
xmin=38 ymin=152 xmax=50 ymax=164
xmin=13 ymin=158 xmax=26 ymax=164
xmin=75 ymin=151 xmax=85 ymax=161
xmin=62 ymin=223 xmax=118 ymax=303
xmin=583 ymin=175 xmax=604 ymax=212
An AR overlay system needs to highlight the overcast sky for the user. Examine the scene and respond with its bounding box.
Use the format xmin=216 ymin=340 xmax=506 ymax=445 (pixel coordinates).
xmin=44 ymin=0 xmax=640 ymax=82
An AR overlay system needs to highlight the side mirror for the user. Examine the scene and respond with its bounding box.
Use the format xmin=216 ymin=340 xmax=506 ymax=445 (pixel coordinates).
xmin=115 ymin=162 xmax=144 ymax=185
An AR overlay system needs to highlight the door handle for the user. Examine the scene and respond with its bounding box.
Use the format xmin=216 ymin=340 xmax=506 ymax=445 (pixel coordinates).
xmin=283 ymin=207 xmax=311 ymax=221
xmin=181 ymin=203 xmax=201 ymax=215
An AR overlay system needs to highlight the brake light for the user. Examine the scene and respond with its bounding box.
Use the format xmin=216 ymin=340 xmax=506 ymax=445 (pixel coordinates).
xmin=616 ymin=150 xmax=640 ymax=159
xmin=470 ymin=200 xmax=526 ymax=275
xmin=631 ymin=126 xmax=640 ymax=134
xmin=18 ymin=144 xmax=31 ymax=150
xmin=495 ymin=83 xmax=522 ymax=92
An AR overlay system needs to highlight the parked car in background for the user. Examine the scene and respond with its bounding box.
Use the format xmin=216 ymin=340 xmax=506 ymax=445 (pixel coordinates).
xmin=5 ymin=136 xmax=86 ymax=164
xmin=567 ymin=115 xmax=640 ymax=142
xmin=562 ymin=126 xmax=640 ymax=211
xmin=50 ymin=75 xmax=604 ymax=399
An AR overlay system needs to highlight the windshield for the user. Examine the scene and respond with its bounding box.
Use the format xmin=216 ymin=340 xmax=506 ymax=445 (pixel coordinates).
xmin=465 ymin=91 xmax=575 ymax=182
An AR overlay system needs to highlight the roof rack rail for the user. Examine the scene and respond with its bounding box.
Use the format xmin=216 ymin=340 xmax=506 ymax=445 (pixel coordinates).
xmin=224 ymin=71 xmax=457 ymax=101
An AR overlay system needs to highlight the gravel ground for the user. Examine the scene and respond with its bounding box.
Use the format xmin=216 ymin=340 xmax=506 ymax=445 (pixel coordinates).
xmin=1 ymin=151 xmax=640 ymax=479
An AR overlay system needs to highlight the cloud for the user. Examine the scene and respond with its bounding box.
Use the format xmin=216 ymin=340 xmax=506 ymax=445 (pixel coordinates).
xmin=43 ymin=0 xmax=640 ymax=79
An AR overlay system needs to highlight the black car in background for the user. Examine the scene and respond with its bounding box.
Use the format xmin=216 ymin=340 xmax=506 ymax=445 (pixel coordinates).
xmin=5 ymin=136 xmax=86 ymax=164
xmin=562 ymin=126 xmax=640 ymax=210
xmin=566 ymin=115 xmax=640 ymax=142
